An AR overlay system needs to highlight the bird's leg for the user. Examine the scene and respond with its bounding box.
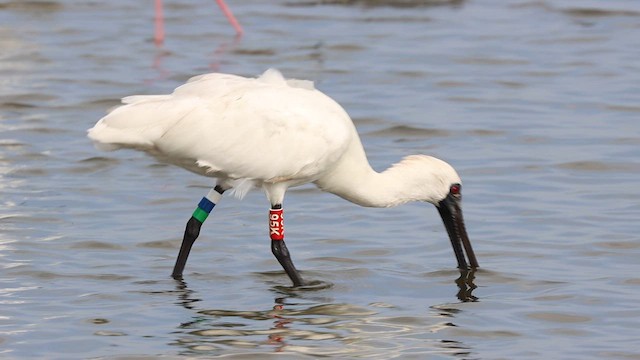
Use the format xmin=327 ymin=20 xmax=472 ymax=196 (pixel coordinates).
xmin=269 ymin=204 xmax=305 ymax=287
xmin=172 ymin=185 xmax=225 ymax=279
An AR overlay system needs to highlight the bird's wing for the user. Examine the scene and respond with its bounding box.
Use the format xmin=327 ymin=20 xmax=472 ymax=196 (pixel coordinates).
xmin=155 ymin=80 xmax=354 ymax=181
xmin=89 ymin=70 xmax=354 ymax=182
xmin=88 ymin=73 xmax=252 ymax=151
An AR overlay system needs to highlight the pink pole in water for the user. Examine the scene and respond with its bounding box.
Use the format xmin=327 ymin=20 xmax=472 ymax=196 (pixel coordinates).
xmin=215 ymin=0 xmax=243 ymax=35
xmin=154 ymin=0 xmax=165 ymax=45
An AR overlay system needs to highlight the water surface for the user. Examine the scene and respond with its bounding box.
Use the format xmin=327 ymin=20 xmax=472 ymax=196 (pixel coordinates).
xmin=1 ymin=0 xmax=639 ymax=358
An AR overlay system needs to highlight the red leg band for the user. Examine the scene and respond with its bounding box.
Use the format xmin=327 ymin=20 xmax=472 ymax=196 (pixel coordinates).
xmin=269 ymin=208 xmax=284 ymax=241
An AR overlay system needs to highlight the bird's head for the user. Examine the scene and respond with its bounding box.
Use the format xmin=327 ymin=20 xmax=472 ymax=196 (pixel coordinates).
xmin=395 ymin=155 xmax=478 ymax=269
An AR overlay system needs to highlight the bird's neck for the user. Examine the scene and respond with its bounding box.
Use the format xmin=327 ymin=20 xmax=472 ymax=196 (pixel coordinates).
xmin=315 ymin=142 xmax=418 ymax=208
xmin=332 ymin=169 xmax=411 ymax=208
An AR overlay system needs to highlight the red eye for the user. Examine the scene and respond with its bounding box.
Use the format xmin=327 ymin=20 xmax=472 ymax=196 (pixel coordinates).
xmin=450 ymin=184 xmax=461 ymax=195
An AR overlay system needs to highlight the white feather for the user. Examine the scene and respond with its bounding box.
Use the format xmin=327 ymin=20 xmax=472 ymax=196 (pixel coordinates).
xmin=228 ymin=178 xmax=257 ymax=200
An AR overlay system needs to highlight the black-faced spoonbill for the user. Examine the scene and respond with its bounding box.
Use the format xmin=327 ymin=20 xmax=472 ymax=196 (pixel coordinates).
xmin=88 ymin=69 xmax=478 ymax=286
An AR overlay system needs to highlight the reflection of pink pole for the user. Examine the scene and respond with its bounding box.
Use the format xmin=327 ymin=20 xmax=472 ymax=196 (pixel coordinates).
xmin=154 ymin=0 xmax=164 ymax=45
xmin=215 ymin=0 xmax=243 ymax=35
xmin=154 ymin=0 xmax=241 ymax=47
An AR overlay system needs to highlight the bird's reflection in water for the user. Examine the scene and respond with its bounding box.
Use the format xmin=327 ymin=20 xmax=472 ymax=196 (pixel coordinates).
xmin=455 ymin=268 xmax=478 ymax=302
xmin=174 ymin=278 xmax=201 ymax=310
xmin=169 ymin=271 xmax=478 ymax=356
xmin=266 ymin=297 xmax=289 ymax=352
xmin=170 ymin=277 xmax=339 ymax=353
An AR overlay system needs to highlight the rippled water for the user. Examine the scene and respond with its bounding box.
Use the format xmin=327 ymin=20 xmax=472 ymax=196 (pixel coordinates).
xmin=1 ymin=0 xmax=639 ymax=358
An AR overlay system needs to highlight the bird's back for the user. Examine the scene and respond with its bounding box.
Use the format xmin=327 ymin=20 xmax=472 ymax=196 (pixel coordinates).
xmin=88 ymin=69 xmax=356 ymax=185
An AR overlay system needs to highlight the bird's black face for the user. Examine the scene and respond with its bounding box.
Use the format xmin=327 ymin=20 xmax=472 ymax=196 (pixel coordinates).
xmin=436 ymin=183 xmax=479 ymax=269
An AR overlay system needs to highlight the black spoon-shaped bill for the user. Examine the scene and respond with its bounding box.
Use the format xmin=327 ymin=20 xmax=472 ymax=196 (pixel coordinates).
xmin=436 ymin=184 xmax=479 ymax=269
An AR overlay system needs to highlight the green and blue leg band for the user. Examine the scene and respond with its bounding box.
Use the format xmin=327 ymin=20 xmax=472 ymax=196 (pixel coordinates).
xmin=192 ymin=189 xmax=223 ymax=223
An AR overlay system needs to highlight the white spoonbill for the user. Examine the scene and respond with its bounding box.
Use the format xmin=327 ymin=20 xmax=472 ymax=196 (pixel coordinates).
xmin=88 ymin=69 xmax=478 ymax=286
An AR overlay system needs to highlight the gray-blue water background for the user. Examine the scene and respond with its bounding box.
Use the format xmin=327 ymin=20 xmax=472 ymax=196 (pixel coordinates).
xmin=1 ymin=0 xmax=639 ymax=358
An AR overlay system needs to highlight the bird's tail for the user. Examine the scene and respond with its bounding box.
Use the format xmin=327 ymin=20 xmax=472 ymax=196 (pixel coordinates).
xmin=228 ymin=178 xmax=257 ymax=200
xmin=87 ymin=95 xmax=194 ymax=151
